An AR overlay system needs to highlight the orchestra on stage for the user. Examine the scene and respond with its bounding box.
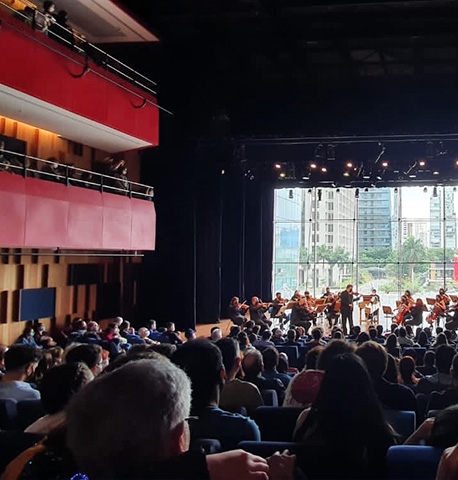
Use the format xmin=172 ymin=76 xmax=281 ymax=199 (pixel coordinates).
xmin=228 ymin=286 xmax=458 ymax=333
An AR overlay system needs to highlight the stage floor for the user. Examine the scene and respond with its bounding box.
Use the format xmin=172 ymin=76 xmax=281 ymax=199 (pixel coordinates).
xmin=195 ymin=319 xmax=233 ymax=339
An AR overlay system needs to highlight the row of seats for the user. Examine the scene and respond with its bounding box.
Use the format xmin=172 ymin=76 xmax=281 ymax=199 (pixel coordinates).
xmin=0 ymin=399 xmax=44 ymax=431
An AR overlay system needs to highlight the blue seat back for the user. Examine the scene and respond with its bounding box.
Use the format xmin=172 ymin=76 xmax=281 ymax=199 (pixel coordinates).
xmin=276 ymin=346 xmax=299 ymax=367
xmin=238 ymin=441 xmax=299 ymax=458
xmin=196 ymin=438 xmax=221 ymax=454
xmin=16 ymin=400 xmax=46 ymax=431
xmin=0 ymin=398 xmax=17 ymax=430
xmin=384 ymin=410 xmax=416 ymax=442
xmin=253 ymin=406 xmax=304 ymax=441
xmin=402 ymin=347 xmax=426 ymax=366
xmin=387 ymin=446 xmax=444 ymax=480
xmin=260 ymin=389 xmax=278 ymax=407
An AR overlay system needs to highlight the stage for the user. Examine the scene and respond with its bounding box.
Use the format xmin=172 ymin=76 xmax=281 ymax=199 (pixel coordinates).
xmin=195 ymin=319 xmax=233 ymax=339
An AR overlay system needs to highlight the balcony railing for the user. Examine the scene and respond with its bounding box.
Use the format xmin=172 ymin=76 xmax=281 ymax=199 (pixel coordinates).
xmin=0 ymin=0 xmax=171 ymax=115
xmin=0 ymin=148 xmax=154 ymax=200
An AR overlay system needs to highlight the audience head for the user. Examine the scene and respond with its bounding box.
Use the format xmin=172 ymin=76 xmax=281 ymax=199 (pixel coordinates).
xmin=172 ymin=339 xmax=224 ymax=413
xmin=356 ymin=332 xmax=370 ymax=346
xmin=165 ymin=322 xmax=175 ymax=332
xmin=278 ymin=353 xmax=289 ymax=374
xmin=137 ymin=327 xmax=150 ymax=340
xmin=242 ymin=349 xmax=264 ymax=379
xmin=317 ymin=339 xmax=355 ymax=372
xmin=216 ymin=337 xmax=241 ymax=379
xmin=386 ymin=333 xmax=398 ymax=349
xmin=74 ymin=320 xmax=87 ymax=333
xmin=311 ymin=327 xmax=323 ymax=342
xmin=0 ymin=345 xmax=8 ymax=370
xmin=390 ymin=323 xmax=398 ymax=334
xmin=229 ymin=326 xmax=241 ymax=338
xmin=238 ymin=331 xmax=249 ymax=347
xmin=287 ymin=329 xmax=296 ymax=342
xmin=306 ymin=346 xmax=324 ymax=370
xmin=398 ymin=327 xmax=407 ymax=338
xmin=399 ymin=356 xmax=416 ymax=385
xmin=424 ymin=350 xmax=435 ymax=368
xmin=184 ymin=329 xmax=196 ymax=341
xmin=384 ymin=354 xmax=399 ymax=383
xmin=86 ymin=321 xmax=99 ymax=334
xmin=67 ymin=359 xmax=191 ymax=479
xmin=210 ymin=327 xmax=222 ymax=342
xmin=376 ymin=325 xmax=384 ymax=337
xmin=452 ymin=354 xmax=458 ymax=381
xmin=435 ymin=344 xmax=455 ymax=374
xmin=148 ymin=319 xmax=157 ymax=331
xmin=261 ymin=329 xmax=272 ymax=341
xmin=356 ymin=341 xmax=388 ymax=380
xmin=368 ymin=328 xmax=377 ymax=340
xmin=418 ymin=331 xmax=429 ymax=347
xmin=429 ymin=406 xmax=458 ymax=448
xmin=149 ymin=343 xmax=177 ymax=359
xmin=41 ymin=362 xmax=93 ymax=415
xmin=4 ymin=345 xmax=41 ymax=379
xmin=43 ymin=1 xmax=56 ymax=14
xmin=424 ymin=327 xmax=432 ymax=338
xmin=33 ymin=350 xmax=53 ymax=385
xmin=262 ymin=347 xmax=279 ymax=371
xmin=65 ymin=344 xmax=103 ymax=376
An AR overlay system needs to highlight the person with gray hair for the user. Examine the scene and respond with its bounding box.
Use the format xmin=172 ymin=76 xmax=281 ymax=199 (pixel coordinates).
xmin=67 ymin=357 xmax=275 ymax=480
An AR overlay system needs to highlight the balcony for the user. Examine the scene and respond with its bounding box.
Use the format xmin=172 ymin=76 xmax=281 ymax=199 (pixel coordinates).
xmin=0 ymin=147 xmax=156 ymax=251
xmin=0 ymin=0 xmax=162 ymax=152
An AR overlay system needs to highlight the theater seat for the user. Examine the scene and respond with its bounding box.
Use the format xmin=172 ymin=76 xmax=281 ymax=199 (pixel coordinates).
xmin=253 ymin=407 xmax=304 ymax=441
xmin=16 ymin=400 xmax=46 ymax=431
xmin=0 ymin=398 xmax=18 ymax=430
xmin=276 ymin=346 xmax=299 ymax=367
xmin=387 ymin=446 xmax=444 ymax=480
xmin=384 ymin=410 xmax=416 ymax=442
xmin=0 ymin=431 xmax=44 ymax=473
xmin=197 ymin=438 xmax=221 ymax=454
xmin=238 ymin=441 xmax=299 ymax=457
xmin=260 ymin=389 xmax=278 ymax=407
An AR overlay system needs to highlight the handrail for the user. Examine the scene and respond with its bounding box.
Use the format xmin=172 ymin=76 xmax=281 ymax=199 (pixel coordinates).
xmin=0 ymin=0 xmax=171 ymax=114
xmin=0 ymin=148 xmax=154 ymax=200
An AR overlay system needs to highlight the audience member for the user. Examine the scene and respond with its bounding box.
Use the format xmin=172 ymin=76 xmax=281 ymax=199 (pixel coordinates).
xmin=26 ymin=362 xmax=93 ymax=435
xmin=305 ymin=345 xmax=324 ymax=370
xmin=0 ymin=346 xmax=41 ymax=400
xmin=399 ymin=356 xmax=419 ymax=391
xmin=161 ymin=322 xmax=183 ymax=345
xmin=428 ymin=354 xmax=458 ymax=410
xmin=357 ymin=341 xmax=416 ymax=411
xmin=172 ymin=340 xmax=261 ymax=450
xmin=65 ymin=344 xmax=103 ymax=376
xmin=385 ymin=333 xmax=400 ymax=358
xmin=416 ymin=344 xmax=455 ymax=394
xmin=15 ymin=326 xmax=40 ymax=348
xmin=383 ymin=354 xmax=400 ymax=384
xmin=217 ymin=338 xmax=263 ymax=414
xmin=294 ymin=353 xmax=397 ymax=479
xmin=148 ymin=320 xmax=162 ymax=341
xmin=210 ymin=327 xmax=223 ymax=342
xmin=262 ymin=347 xmax=291 ymax=388
xmin=272 ymin=328 xmax=285 ymax=345
xmin=284 ymin=329 xmax=302 ymax=347
xmin=185 ymin=328 xmax=197 ymax=341
xmin=253 ymin=330 xmax=275 ymax=349
xmin=398 ymin=327 xmax=414 ymax=347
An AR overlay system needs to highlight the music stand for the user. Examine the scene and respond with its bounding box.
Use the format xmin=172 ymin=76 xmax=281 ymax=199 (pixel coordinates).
xmin=382 ymin=306 xmax=393 ymax=330
xmin=426 ymin=298 xmax=436 ymax=306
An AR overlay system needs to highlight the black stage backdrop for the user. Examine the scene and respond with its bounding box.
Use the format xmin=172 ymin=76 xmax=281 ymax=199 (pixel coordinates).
xmin=138 ymin=141 xmax=274 ymax=330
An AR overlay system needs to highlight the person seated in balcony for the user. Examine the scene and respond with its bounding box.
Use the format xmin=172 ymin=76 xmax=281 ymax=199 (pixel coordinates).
xmin=41 ymin=157 xmax=65 ymax=182
xmin=35 ymin=1 xmax=56 ymax=33
xmin=49 ymin=10 xmax=74 ymax=48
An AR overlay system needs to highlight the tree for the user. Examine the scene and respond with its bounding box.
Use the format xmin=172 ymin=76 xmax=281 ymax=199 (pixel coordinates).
xmin=317 ymin=245 xmax=351 ymax=286
xmin=401 ymin=236 xmax=426 ymax=282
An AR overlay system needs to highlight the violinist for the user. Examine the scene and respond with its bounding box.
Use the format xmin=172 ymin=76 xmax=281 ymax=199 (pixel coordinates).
xmin=439 ymin=288 xmax=450 ymax=307
xmin=445 ymin=301 xmax=458 ymax=331
xmin=304 ymin=291 xmax=317 ymax=325
xmin=394 ymin=295 xmax=412 ymax=326
xmin=404 ymin=290 xmax=415 ymax=307
xmin=321 ymin=286 xmax=333 ymax=299
xmin=404 ymin=298 xmax=424 ymax=327
xmin=290 ymin=290 xmax=302 ymax=301
xmin=291 ymin=298 xmax=312 ymax=333
xmin=249 ymin=296 xmax=272 ymax=328
xmin=228 ymin=296 xmax=248 ymax=326
xmin=427 ymin=294 xmax=447 ymax=326
xmin=271 ymin=292 xmax=287 ymax=319
xmin=340 ymin=284 xmax=360 ymax=335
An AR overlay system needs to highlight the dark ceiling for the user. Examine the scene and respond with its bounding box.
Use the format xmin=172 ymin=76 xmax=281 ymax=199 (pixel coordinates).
xmin=112 ymin=0 xmax=458 ymax=138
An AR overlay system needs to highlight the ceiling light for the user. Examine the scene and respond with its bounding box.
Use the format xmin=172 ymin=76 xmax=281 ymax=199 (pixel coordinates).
xmin=343 ymin=171 xmax=350 ymax=177
xmin=346 ymin=162 xmax=353 ymax=169
xmin=274 ymin=163 xmax=282 ymax=170
xmin=321 ymin=166 xmax=328 ymax=173
xmin=433 ymin=170 xmax=440 ymax=176
xmin=381 ymin=161 xmax=389 ymax=168
xmin=419 ymin=160 xmax=426 ymax=167
xmin=279 ymin=172 xmax=286 ymax=178
xmin=310 ymin=163 xmax=317 ymax=169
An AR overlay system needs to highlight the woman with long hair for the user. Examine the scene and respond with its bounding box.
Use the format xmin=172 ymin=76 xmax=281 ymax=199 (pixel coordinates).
xmin=399 ymin=356 xmax=419 ymax=391
xmin=385 ymin=333 xmax=400 ymax=358
xmin=294 ymin=353 xmax=397 ymax=478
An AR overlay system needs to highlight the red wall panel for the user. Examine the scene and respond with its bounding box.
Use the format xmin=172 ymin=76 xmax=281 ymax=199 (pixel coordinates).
xmin=0 ymin=13 xmax=159 ymax=146
xmin=0 ymin=172 xmax=155 ymax=250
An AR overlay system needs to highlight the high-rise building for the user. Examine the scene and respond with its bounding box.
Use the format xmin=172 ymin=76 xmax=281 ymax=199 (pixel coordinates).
xmin=358 ymin=188 xmax=394 ymax=249
xmin=430 ymin=189 xmax=456 ymax=250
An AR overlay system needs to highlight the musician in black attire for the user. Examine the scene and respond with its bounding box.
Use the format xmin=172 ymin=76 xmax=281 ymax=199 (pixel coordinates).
xmin=445 ymin=303 xmax=458 ymax=331
xmin=404 ymin=298 xmax=425 ymax=327
xmin=325 ymin=293 xmax=340 ymax=329
xmin=248 ymin=297 xmax=272 ymax=328
xmin=291 ymin=298 xmax=312 ymax=334
xmin=340 ymin=285 xmax=359 ymax=335
xmin=227 ymin=297 xmax=247 ymax=326
xmin=321 ymin=287 xmax=332 ymax=299
xmin=270 ymin=292 xmax=285 ymax=318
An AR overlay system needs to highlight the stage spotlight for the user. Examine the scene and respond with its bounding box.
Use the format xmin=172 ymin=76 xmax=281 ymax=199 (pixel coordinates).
xmin=221 ymin=170 xmax=225 ymax=175
xmin=321 ymin=166 xmax=328 ymax=173
xmin=274 ymin=163 xmax=282 ymax=170
xmin=355 ymin=188 xmax=359 ymax=199
xmin=346 ymin=162 xmax=353 ymax=169
xmin=317 ymin=189 xmax=322 ymax=201
xmin=433 ymin=187 xmax=438 ymax=197
xmin=289 ymin=189 xmax=294 ymax=199
xmin=381 ymin=161 xmax=389 ymax=168
xmin=419 ymin=160 xmax=426 ymax=167
xmin=455 ymin=159 xmax=458 ymax=167
xmin=310 ymin=163 xmax=317 ymax=169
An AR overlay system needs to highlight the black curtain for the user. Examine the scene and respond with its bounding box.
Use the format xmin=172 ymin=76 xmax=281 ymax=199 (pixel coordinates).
xmin=138 ymin=141 xmax=274 ymax=329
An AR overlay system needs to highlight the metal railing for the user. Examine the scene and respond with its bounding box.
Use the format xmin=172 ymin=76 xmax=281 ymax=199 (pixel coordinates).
xmin=0 ymin=148 xmax=154 ymax=200
xmin=0 ymin=0 xmax=172 ymax=115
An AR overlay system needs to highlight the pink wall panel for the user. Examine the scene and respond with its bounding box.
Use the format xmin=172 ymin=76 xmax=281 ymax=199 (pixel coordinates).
xmin=102 ymin=193 xmax=132 ymax=249
xmin=24 ymin=179 xmax=69 ymax=248
xmin=0 ymin=173 xmax=155 ymax=250
xmin=67 ymin=187 xmax=104 ymax=249
xmin=0 ymin=13 xmax=159 ymax=146
xmin=131 ymin=199 xmax=156 ymax=250
xmin=0 ymin=173 xmax=26 ymax=246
